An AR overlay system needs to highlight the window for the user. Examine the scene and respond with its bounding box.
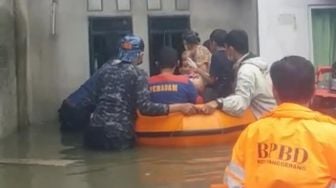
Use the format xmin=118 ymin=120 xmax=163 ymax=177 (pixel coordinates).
xmin=147 ymin=0 xmax=161 ymax=10
xmin=311 ymin=8 xmax=336 ymax=66
xmin=88 ymin=17 xmax=133 ymax=75
xmin=176 ymin=0 xmax=189 ymax=10
xmin=87 ymin=0 xmax=103 ymax=11
xmin=116 ymin=0 xmax=131 ymax=11
xmin=148 ymin=16 xmax=190 ymax=75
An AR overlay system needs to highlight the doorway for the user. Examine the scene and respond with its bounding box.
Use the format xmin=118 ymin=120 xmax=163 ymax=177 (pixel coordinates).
xmin=88 ymin=17 xmax=132 ymax=75
xmin=148 ymin=16 xmax=190 ymax=75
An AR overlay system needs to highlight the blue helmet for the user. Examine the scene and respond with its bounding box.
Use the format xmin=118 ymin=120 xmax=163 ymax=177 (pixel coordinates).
xmin=117 ymin=35 xmax=145 ymax=63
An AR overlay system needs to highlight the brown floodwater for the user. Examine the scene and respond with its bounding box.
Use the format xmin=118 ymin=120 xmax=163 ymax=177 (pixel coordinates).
xmin=0 ymin=124 xmax=232 ymax=188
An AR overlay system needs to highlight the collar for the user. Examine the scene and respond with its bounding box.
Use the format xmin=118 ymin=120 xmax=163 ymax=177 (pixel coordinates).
xmin=233 ymin=52 xmax=250 ymax=72
xmin=263 ymin=103 xmax=336 ymax=124
xmin=111 ymin=59 xmax=122 ymax=65
xmin=237 ymin=52 xmax=250 ymax=64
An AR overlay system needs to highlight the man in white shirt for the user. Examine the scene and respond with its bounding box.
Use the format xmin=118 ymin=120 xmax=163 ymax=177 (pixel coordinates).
xmin=202 ymin=30 xmax=276 ymax=119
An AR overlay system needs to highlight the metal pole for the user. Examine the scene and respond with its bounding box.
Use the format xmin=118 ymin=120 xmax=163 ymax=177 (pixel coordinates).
xmin=51 ymin=0 xmax=57 ymax=36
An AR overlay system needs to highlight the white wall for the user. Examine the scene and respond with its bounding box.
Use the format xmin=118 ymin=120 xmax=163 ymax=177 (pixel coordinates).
xmin=191 ymin=0 xmax=238 ymax=42
xmin=258 ymin=0 xmax=336 ymax=64
xmin=26 ymin=0 xmax=258 ymax=125
xmin=191 ymin=0 xmax=259 ymax=53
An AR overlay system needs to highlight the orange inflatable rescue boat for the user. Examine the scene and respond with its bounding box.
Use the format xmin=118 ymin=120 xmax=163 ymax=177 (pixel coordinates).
xmin=135 ymin=108 xmax=256 ymax=147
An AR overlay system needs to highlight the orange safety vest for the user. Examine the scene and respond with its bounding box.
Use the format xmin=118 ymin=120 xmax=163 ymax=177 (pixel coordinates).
xmin=224 ymin=103 xmax=336 ymax=188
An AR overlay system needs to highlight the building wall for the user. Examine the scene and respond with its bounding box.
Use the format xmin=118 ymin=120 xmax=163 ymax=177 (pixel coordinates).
xmin=190 ymin=0 xmax=259 ymax=53
xmin=0 ymin=0 xmax=18 ymax=137
xmin=14 ymin=0 xmax=29 ymax=130
xmin=258 ymin=0 xmax=336 ymax=64
xmin=26 ymin=0 xmax=258 ymax=124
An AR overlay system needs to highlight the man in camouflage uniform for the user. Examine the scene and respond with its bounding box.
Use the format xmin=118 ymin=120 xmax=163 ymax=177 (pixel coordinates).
xmin=84 ymin=35 xmax=196 ymax=150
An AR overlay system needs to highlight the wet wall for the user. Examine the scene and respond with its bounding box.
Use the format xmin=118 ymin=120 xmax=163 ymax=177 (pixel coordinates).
xmin=14 ymin=0 xmax=29 ymax=129
xmin=0 ymin=0 xmax=18 ymax=138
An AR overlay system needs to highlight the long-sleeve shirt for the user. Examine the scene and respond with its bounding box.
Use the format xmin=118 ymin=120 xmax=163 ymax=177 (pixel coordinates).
xmin=89 ymin=61 xmax=169 ymax=134
xmin=217 ymin=54 xmax=276 ymax=119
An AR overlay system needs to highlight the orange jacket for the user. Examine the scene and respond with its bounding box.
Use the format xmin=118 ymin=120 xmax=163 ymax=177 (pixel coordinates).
xmin=224 ymin=103 xmax=336 ymax=188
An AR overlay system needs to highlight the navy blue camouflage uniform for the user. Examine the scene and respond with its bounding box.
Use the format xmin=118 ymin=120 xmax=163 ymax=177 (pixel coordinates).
xmin=84 ymin=35 xmax=169 ymax=150
xmin=84 ymin=61 xmax=168 ymax=150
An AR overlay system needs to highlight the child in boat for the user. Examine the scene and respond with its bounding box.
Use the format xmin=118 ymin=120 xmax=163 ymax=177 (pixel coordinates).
xmin=179 ymin=50 xmax=206 ymax=96
xmin=182 ymin=30 xmax=212 ymax=72
xmin=149 ymin=47 xmax=203 ymax=104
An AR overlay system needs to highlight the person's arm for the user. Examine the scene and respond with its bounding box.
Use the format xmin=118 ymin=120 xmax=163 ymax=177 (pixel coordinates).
xmin=169 ymin=103 xmax=196 ymax=115
xmin=199 ymin=53 xmax=221 ymax=85
xmin=136 ymin=71 xmax=196 ymax=116
xmin=194 ymin=66 xmax=213 ymax=84
xmin=203 ymin=65 xmax=256 ymax=116
xmin=223 ymin=129 xmax=247 ymax=188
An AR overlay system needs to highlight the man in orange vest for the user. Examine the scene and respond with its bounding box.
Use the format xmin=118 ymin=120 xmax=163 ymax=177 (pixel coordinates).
xmin=223 ymin=56 xmax=336 ymax=188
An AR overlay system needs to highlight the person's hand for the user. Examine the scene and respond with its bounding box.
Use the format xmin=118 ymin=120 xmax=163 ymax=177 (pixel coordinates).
xmin=200 ymin=101 xmax=218 ymax=115
xmin=179 ymin=103 xmax=197 ymax=115
xmin=192 ymin=67 xmax=206 ymax=75
xmin=192 ymin=67 xmax=200 ymax=73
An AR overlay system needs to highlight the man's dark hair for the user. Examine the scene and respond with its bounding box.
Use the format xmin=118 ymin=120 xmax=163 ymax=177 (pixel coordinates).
xmin=158 ymin=47 xmax=179 ymax=69
xmin=270 ymin=56 xmax=315 ymax=103
xmin=203 ymin=39 xmax=211 ymax=51
xmin=183 ymin=30 xmax=201 ymax=45
xmin=210 ymin=29 xmax=227 ymax=47
xmin=225 ymin=30 xmax=249 ymax=54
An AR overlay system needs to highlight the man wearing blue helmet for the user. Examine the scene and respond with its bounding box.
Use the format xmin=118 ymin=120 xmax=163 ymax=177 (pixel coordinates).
xmin=83 ymin=35 xmax=196 ymax=150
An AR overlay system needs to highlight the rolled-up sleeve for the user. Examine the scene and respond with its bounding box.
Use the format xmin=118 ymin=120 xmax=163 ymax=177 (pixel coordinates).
xmin=219 ymin=65 xmax=256 ymax=116
xmin=136 ymin=71 xmax=169 ymax=116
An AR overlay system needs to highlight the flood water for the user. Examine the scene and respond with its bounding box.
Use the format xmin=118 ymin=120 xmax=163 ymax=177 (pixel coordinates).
xmin=0 ymin=124 xmax=232 ymax=188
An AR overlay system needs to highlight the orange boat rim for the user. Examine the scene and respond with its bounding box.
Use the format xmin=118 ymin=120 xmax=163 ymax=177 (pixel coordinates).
xmin=135 ymin=108 xmax=256 ymax=147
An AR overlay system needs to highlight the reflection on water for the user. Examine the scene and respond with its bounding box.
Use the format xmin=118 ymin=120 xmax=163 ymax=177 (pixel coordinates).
xmin=0 ymin=124 xmax=232 ymax=188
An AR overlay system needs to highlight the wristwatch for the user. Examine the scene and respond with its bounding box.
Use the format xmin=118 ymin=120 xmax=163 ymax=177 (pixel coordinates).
xmin=216 ymin=98 xmax=223 ymax=109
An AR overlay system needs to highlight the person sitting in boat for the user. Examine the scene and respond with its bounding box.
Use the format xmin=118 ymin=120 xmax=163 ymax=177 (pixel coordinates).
xmin=182 ymin=30 xmax=212 ymax=72
xmin=201 ymin=30 xmax=276 ymax=119
xmin=223 ymin=56 xmax=336 ymax=188
xmin=181 ymin=30 xmax=212 ymax=94
xmin=149 ymin=47 xmax=202 ymax=104
xmin=84 ymin=35 xmax=197 ymax=150
xmin=179 ymin=50 xmax=205 ymax=96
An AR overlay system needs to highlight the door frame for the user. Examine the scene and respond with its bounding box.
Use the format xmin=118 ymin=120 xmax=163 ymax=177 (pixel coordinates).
xmin=147 ymin=15 xmax=190 ymax=75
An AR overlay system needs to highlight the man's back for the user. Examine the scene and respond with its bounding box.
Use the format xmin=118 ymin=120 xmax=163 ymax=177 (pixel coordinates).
xmin=226 ymin=103 xmax=336 ymax=188
xmin=149 ymin=73 xmax=199 ymax=104
xmin=91 ymin=62 xmax=140 ymax=127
